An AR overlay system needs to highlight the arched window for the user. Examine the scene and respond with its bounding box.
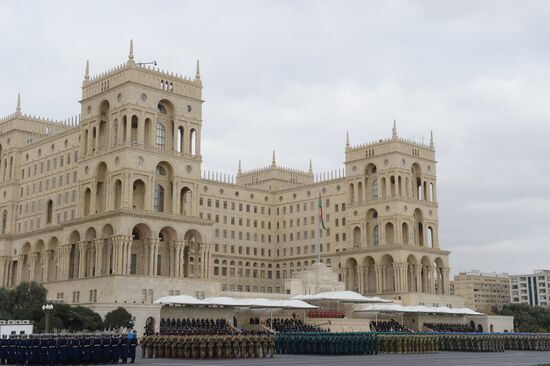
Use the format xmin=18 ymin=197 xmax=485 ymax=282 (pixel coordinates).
xmin=373 ymin=225 xmax=380 ymax=246
xmin=157 ymin=103 xmax=167 ymax=114
xmin=154 ymin=184 xmax=165 ymax=212
xmin=372 ymin=179 xmax=379 ymax=199
xmin=156 ymin=123 xmax=166 ymax=149
xmin=156 ymin=165 xmax=166 ymax=176
xmin=1 ymin=210 xmax=7 ymax=233
xmin=46 ymin=200 xmax=53 ymax=224
xmin=427 ymin=227 xmax=434 ymax=247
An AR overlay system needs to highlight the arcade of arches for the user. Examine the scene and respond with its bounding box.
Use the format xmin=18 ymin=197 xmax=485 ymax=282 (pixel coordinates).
xmin=0 ymin=225 xmax=208 ymax=287
xmin=342 ymin=255 xmax=450 ymax=296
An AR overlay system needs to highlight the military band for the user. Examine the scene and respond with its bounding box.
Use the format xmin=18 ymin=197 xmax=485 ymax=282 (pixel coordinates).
xmin=0 ymin=333 xmax=137 ymax=365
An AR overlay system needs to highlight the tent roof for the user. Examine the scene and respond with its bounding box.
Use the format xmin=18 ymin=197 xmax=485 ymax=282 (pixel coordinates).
xmin=153 ymin=295 xmax=205 ymax=306
xmin=153 ymin=295 xmax=317 ymax=309
xmin=354 ymin=303 xmax=483 ymax=315
xmin=292 ymin=291 xmax=392 ymax=303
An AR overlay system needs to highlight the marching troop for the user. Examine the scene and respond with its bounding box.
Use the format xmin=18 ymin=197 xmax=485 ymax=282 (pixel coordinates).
xmin=140 ymin=334 xmax=276 ymax=359
xmin=0 ymin=333 xmax=138 ymax=365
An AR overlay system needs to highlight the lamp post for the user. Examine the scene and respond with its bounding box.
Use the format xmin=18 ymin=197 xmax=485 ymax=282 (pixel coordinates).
xmin=42 ymin=304 xmax=54 ymax=333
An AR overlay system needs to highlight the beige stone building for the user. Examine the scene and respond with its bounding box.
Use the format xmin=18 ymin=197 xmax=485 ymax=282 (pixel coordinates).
xmin=0 ymin=42 xmax=460 ymax=324
xmin=452 ymin=271 xmax=510 ymax=313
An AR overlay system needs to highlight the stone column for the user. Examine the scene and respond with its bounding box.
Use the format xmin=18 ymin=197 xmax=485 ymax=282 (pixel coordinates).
xmin=110 ymin=236 xmax=119 ymax=275
xmin=125 ymin=114 xmax=131 ymax=143
xmin=15 ymin=255 xmax=24 ymax=285
xmin=357 ymin=265 xmax=365 ymax=294
xmin=374 ymin=265 xmax=383 ymax=294
xmin=42 ymin=251 xmax=50 ymax=282
xmin=125 ymin=236 xmax=133 ymax=275
xmin=153 ymin=239 xmax=160 ymax=276
xmin=77 ymin=241 xmax=87 ymax=278
xmin=416 ymin=265 xmax=422 ymax=293
xmin=183 ymin=241 xmax=189 ymax=277
xmin=441 ymin=267 xmax=450 ymax=295
xmin=195 ymin=129 xmax=201 ymax=156
xmin=29 ymin=253 xmax=38 ymax=282
xmin=147 ymin=238 xmax=160 ymax=276
xmin=392 ymin=265 xmax=400 ymax=293
xmin=94 ymin=239 xmax=104 ymax=276
xmin=0 ymin=256 xmax=8 ymax=287
xmin=137 ymin=116 xmax=144 ymax=146
xmin=172 ymin=125 xmax=178 ymax=152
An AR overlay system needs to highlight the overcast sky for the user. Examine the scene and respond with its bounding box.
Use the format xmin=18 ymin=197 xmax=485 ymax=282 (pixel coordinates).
xmin=1 ymin=0 xmax=549 ymax=276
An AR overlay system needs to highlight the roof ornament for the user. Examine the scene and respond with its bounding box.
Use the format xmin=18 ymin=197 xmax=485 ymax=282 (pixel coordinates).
xmin=392 ymin=119 xmax=397 ymax=139
xmin=84 ymin=60 xmax=90 ymax=81
xmin=195 ymin=60 xmax=201 ymax=80
xmin=430 ymin=130 xmax=434 ymax=149
xmin=128 ymin=39 xmax=135 ymax=65
xmin=15 ymin=93 xmax=21 ymax=116
xmin=309 ymin=159 xmax=313 ymax=173
xmin=238 ymin=159 xmax=242 ymax=174
xmin=272 ymin=150 xmax=276 ymax=167
xmin=346 ymin=131 xmax=350 ymax=148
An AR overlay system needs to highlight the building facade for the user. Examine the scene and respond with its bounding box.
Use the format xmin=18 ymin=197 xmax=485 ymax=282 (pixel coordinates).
xmin=510 ymin=270 xmax=550 ymax=307
xmin=452 ymin=271 xmax=510 ymax=313
xmin=0 ymin=43 xmax=458 ymax=313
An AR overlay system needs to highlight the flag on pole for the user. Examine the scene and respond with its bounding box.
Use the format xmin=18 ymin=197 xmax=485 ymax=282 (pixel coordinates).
xmin=318 ymin=193 xmax=326 ymax=230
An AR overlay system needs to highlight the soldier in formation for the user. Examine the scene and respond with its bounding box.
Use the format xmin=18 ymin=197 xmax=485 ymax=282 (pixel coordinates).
xmin=276 ymin=332 xmax=380 ymax=355
xmin=0 ymin=332 xmax=138 ymax=365
xmin=140 ymin=334 xmax=275 ymax=359
xmin=437 ymin=333 xmax=550 ymax=352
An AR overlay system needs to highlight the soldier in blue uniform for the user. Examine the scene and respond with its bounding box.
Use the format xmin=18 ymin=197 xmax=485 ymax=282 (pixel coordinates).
xmin=128 ymin=330 xmax=138 ymax=363
xmin=120 ymin=333 xmax=130 ymax=363
xmin=47 ymin=336 xmax=58 ymax=365
xmin=0 ymin=335 xmax=7 ymax=365
xmin=101 ymin=334 xmax=112 ymax=364
xmin=111 ymin=334 xmax=121 ymax=364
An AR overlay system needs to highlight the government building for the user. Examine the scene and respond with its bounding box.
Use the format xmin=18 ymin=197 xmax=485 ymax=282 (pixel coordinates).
xmin=0 ymin=43 xmax=460 ymax=329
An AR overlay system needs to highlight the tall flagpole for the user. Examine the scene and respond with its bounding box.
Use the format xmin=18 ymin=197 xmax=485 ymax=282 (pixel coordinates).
xmin=316 ymin=191 xmax=321 ymax=264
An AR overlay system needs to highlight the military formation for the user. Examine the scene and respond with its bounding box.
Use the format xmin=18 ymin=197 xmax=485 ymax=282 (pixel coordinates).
xmin=275 ymin=331 xmax=550 ymax=355
xmin=0 ymin=333 xmax=138 ymax=365
xmin=276 ymin=332 xmax=380 ymax=355
xmin=437 ymin=333 xmax=550 ymax=352
xmin=141 ymin=334 xmax=275 ymax=359
xmin=377 ymin=334 xmax=437 ymax=353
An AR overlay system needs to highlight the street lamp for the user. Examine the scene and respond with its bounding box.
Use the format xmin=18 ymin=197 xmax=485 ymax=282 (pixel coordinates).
xmin=42 ymin=304 xmax=54 ymax=333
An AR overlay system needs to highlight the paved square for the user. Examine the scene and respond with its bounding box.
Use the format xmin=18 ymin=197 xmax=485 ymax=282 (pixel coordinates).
xmin=137 ymin=351 xmax=550 ymax=366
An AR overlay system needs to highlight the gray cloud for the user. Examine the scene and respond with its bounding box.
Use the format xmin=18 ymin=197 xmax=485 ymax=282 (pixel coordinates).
xmin=1 ymin=0 xmax=549 ymax=275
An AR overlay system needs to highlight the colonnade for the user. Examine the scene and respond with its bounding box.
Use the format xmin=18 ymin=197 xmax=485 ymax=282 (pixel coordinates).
xmin=343 ymin=259 xmax=450 ymax=296
xmin=0 ymin=237 xmax=210 ymax=288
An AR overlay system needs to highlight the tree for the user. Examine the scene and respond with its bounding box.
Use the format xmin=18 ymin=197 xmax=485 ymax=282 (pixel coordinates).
xmin=12 ymin=282 xmax=47 ymax=311
xmin=52 ymin=304 xmax=103 ymax=332
xmin=104 ymin=307 xmax=133 ymax=330
xmin=497 ymin=304 xmax=550 ymax=333
xmin=0 ymin=288 xmax=13 ymax=319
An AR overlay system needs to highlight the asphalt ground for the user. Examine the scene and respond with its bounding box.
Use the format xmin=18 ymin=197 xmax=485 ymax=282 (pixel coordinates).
xmin=138 ymin=351 xmax=550 ymax=366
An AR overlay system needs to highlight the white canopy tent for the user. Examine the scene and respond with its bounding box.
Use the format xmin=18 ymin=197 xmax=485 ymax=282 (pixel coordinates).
xmin=154 ymin=295 xmax=317 ymax=310
xmin=355 ymin=303 xmax=483 ymax=315
xmin=292 ymin=291 xmax=393 ymax=303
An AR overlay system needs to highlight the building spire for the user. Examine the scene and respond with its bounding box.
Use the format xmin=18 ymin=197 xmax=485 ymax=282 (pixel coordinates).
xmin=238 ymin=159 xmax=242 ymax=174
xmin=15 ymin=93 xmax=21 ymax=116
xmin=195 ymin=59 xmax=201 ymax=80
xmin=309 ymin=159 xmax=313 ymax=173
xmin=128 ymin=39 xmax=135 ymax=65
xmin=346 ymin=131 xmax=350 ymax=148
xmin=430 ymin=130 xmax=434 ymax=148
xmin=84 ymin=60 xmax=90 ymax=80
xmin=272 ymin=150 xmax=276 ymax=167
xmin=392 ymin=119 xmax=397 ymax=139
